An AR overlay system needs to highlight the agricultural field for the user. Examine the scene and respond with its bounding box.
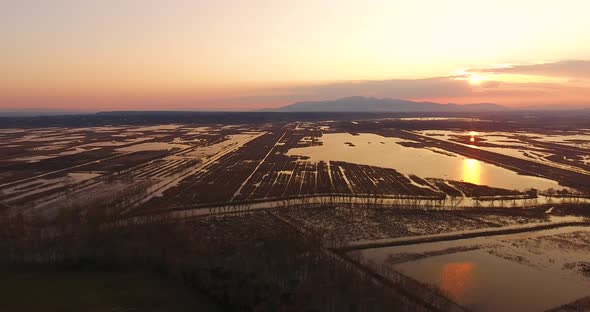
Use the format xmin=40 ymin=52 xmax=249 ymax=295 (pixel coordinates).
xmin=2 ymin=116 xmax=590 ymax=218
xmin=350 ymin=224 xmax=590 ymax=311
xmin=1 ymin=112 xmax=590 ymax=311
xmin=0 ymin=124 xmax=267 ymax=217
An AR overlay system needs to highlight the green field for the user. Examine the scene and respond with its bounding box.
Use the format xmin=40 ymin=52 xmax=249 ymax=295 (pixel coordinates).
xmin=0 ymin=269 xmax=221 ymax=312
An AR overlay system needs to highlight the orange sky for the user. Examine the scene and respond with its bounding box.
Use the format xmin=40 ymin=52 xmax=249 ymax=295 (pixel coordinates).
xmin=2 ymin=0 xmax=590 ymax=111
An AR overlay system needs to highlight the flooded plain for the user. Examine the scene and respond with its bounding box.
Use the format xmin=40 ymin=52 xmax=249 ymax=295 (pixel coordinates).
xmin=395 ymin=250 xmax=588 ymax=311
xmin=1 ymin=117 xmax=590 ymax=311
xmin=415 ymin=130 xmax=590 ymax=175
xmin=116 ymin=142 xmax=190 ymax=152
xmin=355 ymin=226 xmax=590 ymax=311
xmin=286 ymin=133 xmax=562 ymax=191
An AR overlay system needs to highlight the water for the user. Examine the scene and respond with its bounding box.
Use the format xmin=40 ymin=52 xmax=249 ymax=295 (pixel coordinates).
xmin=286 ymin=133 xmax=561 ymax=191
xmin=355 ymin=226 xmax=590 ymax=311
xmin=415 ymin=130 xmax=590 ymax=176
xmin=116 ymin=142 xmax=190 ymax=152
xmin=395 ymin=250 xmax=589 ymax=311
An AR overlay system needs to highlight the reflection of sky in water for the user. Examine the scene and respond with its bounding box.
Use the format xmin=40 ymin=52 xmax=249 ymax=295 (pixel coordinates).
xmin=440 ymin=262 xmax=475 ymax=302
xmin=287 ymin=133 xmax=561 ymax=191
xmin=393 ymin=249 xmax=590 ymax=312
xmin=462 ymin=158 xmax=481 ymax=185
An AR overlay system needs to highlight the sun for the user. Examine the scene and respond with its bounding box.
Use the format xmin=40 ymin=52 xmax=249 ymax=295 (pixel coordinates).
xmin=468 ymin=74 xmax=485 ymax=85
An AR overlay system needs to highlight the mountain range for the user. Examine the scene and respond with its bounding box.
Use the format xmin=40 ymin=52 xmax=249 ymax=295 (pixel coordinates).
xmin=268 ymin=96 xmax=507 ymax=112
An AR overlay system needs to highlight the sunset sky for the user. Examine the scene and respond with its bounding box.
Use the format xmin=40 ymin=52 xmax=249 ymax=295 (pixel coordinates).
xmin=2 ymin=0 xmax=590 ymax=111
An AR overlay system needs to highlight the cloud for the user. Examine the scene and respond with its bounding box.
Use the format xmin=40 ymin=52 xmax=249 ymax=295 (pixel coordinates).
xmin=470 ymin=60 xmax=590 ymax=79
xmin=3 ymin=62 xmax=590 ymax=111
xmin=231 ymin=74 xmax=590 ymax=108
xmin=427 ymin=81 xmax=590 ymax=107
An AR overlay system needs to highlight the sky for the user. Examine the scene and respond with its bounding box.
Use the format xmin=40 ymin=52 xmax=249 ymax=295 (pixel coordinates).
xmin=2 ymin=0 xmax=590 ymax=111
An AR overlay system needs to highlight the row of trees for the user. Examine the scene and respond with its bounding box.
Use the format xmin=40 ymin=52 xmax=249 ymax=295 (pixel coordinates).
xmin=170 ymin=189 xmax=590 ymax=223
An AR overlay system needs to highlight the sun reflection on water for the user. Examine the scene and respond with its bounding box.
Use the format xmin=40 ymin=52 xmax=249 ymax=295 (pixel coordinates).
xmin=462 ymin=158 xmax=481 ymax=185
xmin=468 ymin=131 xmax=478 ymax=144
xmin=439 ymin=262 xmax=475 ymax=301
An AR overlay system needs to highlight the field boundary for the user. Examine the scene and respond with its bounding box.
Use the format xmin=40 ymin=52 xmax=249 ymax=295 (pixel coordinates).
xmin=337 ymin=220 xmax=590 ymax=252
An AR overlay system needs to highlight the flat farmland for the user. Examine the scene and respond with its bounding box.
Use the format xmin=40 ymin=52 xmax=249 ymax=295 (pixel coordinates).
xmin=138 ymin=119 xmax=590 ymax=214
xmin=2 ymin=112 xmax=590 ymax=312
xmin=2 ymin=116 xmax=590 ymax=218
xmin=0 ymin=124 xmax=266 ymax=217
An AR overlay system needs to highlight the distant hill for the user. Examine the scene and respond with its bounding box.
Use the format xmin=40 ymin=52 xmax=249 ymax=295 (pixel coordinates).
xmin=269 ymin=96 xmax=508 ymax=112
xmin=0 ymin=110 xmax=87 ymax=117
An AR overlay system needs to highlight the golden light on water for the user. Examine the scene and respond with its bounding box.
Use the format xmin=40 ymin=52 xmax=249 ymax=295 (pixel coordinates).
xmin=468 ymin=131 xmax=478 ymax=143
xmin=462 ymin=158 xmax=481 ymax=184
xmin=440 ymin=262 xmax=475 ymax=301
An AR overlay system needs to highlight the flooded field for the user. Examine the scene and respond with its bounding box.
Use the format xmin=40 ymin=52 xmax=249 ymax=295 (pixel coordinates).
xmin=1 ymin=117 xmax=589 ymax=218
xmin=415 ymin=130 xmax=590 ymax=175
xmin=1 ymin=112 xmax=589 ymax=311
xmin=354 ymin=226 xmax=590 ymax=311
xmin=286 ymin=132 xmax=561 ymax=191
xmin=0 ymin=123 xmax=267 ymax=216
xmin=395 ymin=249 xmax=587 ymax=311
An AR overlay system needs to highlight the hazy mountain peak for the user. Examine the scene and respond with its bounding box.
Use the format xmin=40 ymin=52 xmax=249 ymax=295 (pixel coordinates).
xmin=271 ymin=97 xmax=507 ymax=112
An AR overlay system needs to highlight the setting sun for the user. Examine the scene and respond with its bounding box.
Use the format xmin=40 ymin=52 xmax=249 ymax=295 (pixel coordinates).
xmin=468 ymin=74 xmax=485 ymax=85
xmin=3 ymin=1 xmax=590 ymax=111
